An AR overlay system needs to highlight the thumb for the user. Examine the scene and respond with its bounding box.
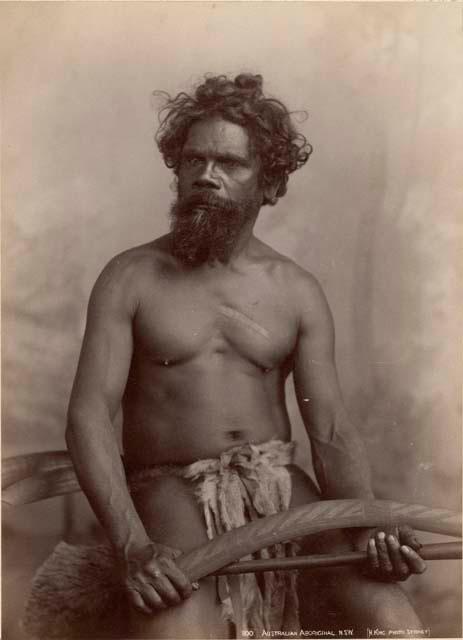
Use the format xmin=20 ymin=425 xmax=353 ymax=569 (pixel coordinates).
xmin=154 ymin=542 xmax=182 ymax=559
xmin=399 ymin=525 xmax=422 ymax=551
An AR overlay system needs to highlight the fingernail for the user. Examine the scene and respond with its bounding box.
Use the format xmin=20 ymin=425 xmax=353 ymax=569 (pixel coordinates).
xmin=192 ymin=582 xmax=200 ymax=590
xmin=387 ymin=534 xmax=397 ymax=545
xmin=368 ymin=538 xmax=376 ymax=549
xmin=400 ymin=545 xmax=410 ymax=554
xmin=378 ymin=531 xmax=386 ymax=541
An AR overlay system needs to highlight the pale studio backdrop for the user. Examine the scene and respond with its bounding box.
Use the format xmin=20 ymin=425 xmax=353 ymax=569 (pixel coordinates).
xmin=1 ymin=3 xmax=462 ymax=638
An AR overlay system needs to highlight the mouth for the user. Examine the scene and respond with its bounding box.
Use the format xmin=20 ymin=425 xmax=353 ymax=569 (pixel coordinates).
xmin=179 ymin=192 xmax=230 ymax=217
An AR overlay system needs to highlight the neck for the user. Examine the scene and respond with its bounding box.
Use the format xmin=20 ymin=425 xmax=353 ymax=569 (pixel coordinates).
xmin=223 ymin=215 xmax=258 ymax=264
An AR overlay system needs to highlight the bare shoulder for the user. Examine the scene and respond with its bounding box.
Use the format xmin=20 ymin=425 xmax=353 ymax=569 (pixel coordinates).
xmin=252 ymin=238 xmax=330 ymax=319
xmin=89 ymin=236 xmax=170 ymax=312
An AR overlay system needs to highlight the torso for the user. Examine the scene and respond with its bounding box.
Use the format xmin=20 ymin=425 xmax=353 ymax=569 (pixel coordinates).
xmin=121 ymin=235 xmax=304 ymax=466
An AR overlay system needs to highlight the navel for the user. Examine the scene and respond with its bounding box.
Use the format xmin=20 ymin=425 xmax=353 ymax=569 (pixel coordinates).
xmin=227 ymin=429 xmax=244 ymax=441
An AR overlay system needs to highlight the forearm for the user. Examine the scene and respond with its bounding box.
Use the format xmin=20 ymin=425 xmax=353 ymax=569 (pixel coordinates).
xmin=66 ymin=408 xmax=151 ymax=557
xmin=310 ymin=417 xmax=374 ymax=501
xmin=310 ymin=417 xmax=375 ymax=550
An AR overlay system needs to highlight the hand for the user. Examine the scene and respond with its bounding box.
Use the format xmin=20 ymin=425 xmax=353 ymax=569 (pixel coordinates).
xmin=121 ymin=541 xmax=197 ymax=614
xmin=366 ymin=525 xmax=427 ymax=582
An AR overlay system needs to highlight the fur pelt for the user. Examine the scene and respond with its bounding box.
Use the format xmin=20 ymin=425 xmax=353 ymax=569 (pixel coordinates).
xmin=23 ymin=541 xmax=127 ymax=638
xmin=23 ymin=440 xmax=299 ymax=639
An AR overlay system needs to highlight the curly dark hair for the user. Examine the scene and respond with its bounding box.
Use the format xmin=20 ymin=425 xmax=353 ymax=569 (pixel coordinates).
xmin=155 ymin=74 xmax=312 ymax=205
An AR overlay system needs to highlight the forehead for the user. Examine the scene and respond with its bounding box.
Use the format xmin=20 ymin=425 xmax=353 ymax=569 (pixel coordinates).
xmin=183 ymin=117 xmax=253 ymax=157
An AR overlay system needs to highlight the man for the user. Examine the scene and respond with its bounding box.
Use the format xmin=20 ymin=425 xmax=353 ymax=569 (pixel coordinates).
xmin=65 ymin=73 xmax=426 ymax=639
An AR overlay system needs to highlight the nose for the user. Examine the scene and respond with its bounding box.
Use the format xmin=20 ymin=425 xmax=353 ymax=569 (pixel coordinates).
xmin=193 ymin=161 xmax=220 ymax=190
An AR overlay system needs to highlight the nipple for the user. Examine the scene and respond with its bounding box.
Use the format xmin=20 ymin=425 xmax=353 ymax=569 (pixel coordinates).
xmin=228 ymin=430 xmax=244 ymax=441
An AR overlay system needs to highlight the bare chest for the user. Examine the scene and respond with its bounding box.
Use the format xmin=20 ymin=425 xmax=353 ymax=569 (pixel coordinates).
xmin=133 ymin=278 xmax=298 ymax=370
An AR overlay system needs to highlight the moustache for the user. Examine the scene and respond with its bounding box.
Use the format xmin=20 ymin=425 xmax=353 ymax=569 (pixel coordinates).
xmin=173 ymin=191 xmax=238 ymax=218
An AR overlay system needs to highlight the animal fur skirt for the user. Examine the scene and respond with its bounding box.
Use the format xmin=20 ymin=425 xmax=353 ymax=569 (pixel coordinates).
xmin=23 ymin=440 xmax=300 ymax=638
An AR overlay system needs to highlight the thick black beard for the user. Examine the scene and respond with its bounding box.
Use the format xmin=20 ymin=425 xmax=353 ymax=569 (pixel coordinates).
xmin=169 ymin=191 xmax=257 ymax=267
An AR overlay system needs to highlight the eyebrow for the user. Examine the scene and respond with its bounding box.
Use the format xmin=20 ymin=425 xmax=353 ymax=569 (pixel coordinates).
xmin=182 ymin=149 xmax=250 ymax=165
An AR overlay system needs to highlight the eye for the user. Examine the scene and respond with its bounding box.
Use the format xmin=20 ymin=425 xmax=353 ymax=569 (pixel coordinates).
xmin=221 ymin=158 xmax=240 ymax=169
xmin=183 ymin=155 xmax=203 ymax=167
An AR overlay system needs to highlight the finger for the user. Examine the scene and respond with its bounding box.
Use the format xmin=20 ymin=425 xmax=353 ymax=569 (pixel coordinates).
xmin=386 ymin=535 xmax=410 ymax=581
xmin=400 ymin=545 xmax=427 ymax=575
xmin=375 ymin=531 xmax=393 ymax=576
xmin=154 ymin=544 xmax=182 ymax=560
xmin=126 ymin=588 xmax=154 ymax=615
xmin=149 ymin=572 xmax=182 ymax=605
xmin=145 ymin=565 xmax=163 ymax=581
xmin=160 ymin=559 xmax=194 ymax=599
xmin=367 ymin=538 xmax=380 ymax=572
xmin=139 ymin=583 xmax=167 ymax=611
xmin=399 ymin=525 xmax=422 ymax=551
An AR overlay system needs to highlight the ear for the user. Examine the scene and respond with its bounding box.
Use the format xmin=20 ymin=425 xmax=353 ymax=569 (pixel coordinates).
xmin=262 ymin=180 xmax=280 ymax=206
xmin=170 ymin=175 xmax=179 ymax=193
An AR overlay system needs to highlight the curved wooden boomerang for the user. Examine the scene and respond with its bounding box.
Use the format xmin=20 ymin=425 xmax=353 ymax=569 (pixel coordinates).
xmin=2 ymin=451 xmax=79 ymax=504
xmin=176 ymin=499 xmax=462 ymax=581
xmin=3 ymin=451 xmax=462 ymax=580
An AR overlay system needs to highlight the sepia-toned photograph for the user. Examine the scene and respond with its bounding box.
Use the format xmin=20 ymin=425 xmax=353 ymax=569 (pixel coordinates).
xmin=2 ymin=3 xmax=461 ymax=639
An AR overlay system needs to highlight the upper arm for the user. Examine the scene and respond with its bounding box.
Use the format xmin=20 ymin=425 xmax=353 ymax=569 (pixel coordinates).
xmin=68 ymin=257 xmax=137 ymax=423
xmin=293 ymin=272 xmax=347 ymax=440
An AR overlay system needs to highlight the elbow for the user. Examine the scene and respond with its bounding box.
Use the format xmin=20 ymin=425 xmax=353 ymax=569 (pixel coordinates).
xmin=66 ymin=398 xmax=111 ymax=447
xmin=309 ymin=412 xmax=337 ymax=444
xmin=66 ymin=403 xmax=91 ymax=446
xmin=313 ymin=406 xmax=358 ymax=445
xmin=65 ymin=408 xmax=80 ymax=449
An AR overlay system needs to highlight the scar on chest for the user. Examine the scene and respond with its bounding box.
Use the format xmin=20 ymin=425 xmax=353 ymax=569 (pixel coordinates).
xmin=218 ymin=305 xmax=270 ymax=340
